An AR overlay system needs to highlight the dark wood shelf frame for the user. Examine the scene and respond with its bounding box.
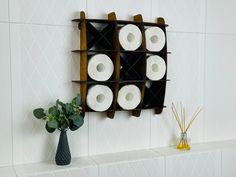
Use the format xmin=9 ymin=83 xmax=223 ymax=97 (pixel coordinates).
xmin=73 ymin=11 xmax=169 ymax=118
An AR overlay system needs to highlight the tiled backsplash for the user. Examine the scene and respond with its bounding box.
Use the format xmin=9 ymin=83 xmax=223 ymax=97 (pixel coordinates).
xmin=4 ymin=141 xmax=236 ymax=177
xmin=0 ymin=0 xmax=235 ymax=167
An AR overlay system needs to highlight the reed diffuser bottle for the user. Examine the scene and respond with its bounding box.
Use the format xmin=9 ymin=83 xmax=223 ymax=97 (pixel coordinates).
xmin=171 ymin=103 xmax=202 ymax=151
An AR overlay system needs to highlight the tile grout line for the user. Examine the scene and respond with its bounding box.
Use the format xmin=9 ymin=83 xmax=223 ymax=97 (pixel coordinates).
xmin=202 ymin=0 xmax=208 ymax=143
xmin=150 ymin=0 xmax=152 ymax=21
xmin=0 ymin=21 xmax=9 ymax=24
xmin=2 ymin=20 xmax=236 ymax=36
xmin=148 ymin=110 xmax=152 ymax=148
xmin=7 ymin=0 xmax=13 ymax=167
xmin=1 ymin=21 xmax=77 ymax=28
xmin=7 ymin=0 xmax=16 ymax=173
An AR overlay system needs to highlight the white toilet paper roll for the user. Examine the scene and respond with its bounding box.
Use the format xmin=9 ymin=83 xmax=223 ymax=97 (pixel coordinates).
xmin=146 ymin=55 xmax=166 ymax=80
xmin=145 ymin=27 xmax=166 ymax=51
xmin=119 ymin=24 xmax=142 ymax=51
xmin=88 ymin=54 xmax=114 ymax=81
xmin=117 ymin=85 xmax=141 ymax=110
xmin=86 ymin=85 xmax=113 ymax=112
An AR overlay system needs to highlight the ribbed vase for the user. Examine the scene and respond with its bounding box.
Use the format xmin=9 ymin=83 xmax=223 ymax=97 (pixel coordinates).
xmin=55 ymin=130 xmax=71 ymax=165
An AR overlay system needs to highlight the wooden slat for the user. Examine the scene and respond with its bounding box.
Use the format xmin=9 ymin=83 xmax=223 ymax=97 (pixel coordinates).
xmin=79 ymin=11 xmax=87 ymax=113
xmin=107 ymin=12 xmax=119 ymax=119
xmin=154 ymin=17 xmax=167 ymax=114
xmin=132 ymin=14 xmax=147 ymax=117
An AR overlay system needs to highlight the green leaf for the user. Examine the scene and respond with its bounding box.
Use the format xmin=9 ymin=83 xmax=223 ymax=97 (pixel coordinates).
xmin=69 ymin=114 xmax=84 ymax=129
xmin=33 ymin=108 xmax=46 ymax=119
xmin=74 ymin=117 xmax=84 ymax=128
xmin=45 ymin=124 xmax=56 ymax=133
xmin=47 ymin=120 xmax=59 ymax=129
xmin=57 ymin=100 xmax=64 ymax=107
xmin=48 ymin=106 xmax=59 ymax=117
xmin=65 ymin=103 xmax=73 ymax=116
xmin=69 ymin=124 xmax=79 ymax=131
xmin=74 ymin=95 xmax=82 ymax=106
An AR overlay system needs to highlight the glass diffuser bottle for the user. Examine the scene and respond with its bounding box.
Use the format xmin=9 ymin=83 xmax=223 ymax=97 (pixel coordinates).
xmin=171 ymin=103 xmax=202 ymax=151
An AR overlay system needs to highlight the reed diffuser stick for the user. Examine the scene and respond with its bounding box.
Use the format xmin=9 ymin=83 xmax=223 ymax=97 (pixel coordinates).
xmin=171 ymin=103 xmax=202 ymax=133
xmin=185 ymin=107 xmax=202 ymax=132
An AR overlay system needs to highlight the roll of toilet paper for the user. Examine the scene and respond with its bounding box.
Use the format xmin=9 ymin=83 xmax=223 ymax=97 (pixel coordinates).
xmin=88 ymin=54 xmax=114 ymax=81
xmin=86 ymin=85 xmax=113 ymax=112
xmin=145 ymin=27 xmax=166 ymax=51
xmin=146 ymin=55 xmax=166 ymax=80
xmin=117 ymin=85 xmax=141 ymax=110
xmin=119 ymin=24 xmax=142 ymax=51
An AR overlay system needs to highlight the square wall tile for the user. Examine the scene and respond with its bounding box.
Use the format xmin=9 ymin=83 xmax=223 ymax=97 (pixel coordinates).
xmin=0 ymin=166 xmax=16 ymax=177
xmin=15 ymin=157 xmax=98 ymax=177
xmin=10 ymin=23 xmax=88 ymax=164
xmin=222 ymin=147 xmax=236 ymax=177
xmin=165 ymin=149 xmax=221 ymax=177
xmin=205 ymin=34 xmax=236 ymax=141
xmin=87 ymin=0 xmax=151 ymax=21
xmin=153 ymin=0 xmax=205 ymax=32
xmin=150 ymin=32 xmax=205 ymax=148
xmin=88 ymin=110 xmax=150 ymax=155
xmin=93 ymin=150 xmax=164 ymax=177
xmin=0 ymin=0 xmax=8 ymax=21
xmin=206 ymin=0 xmax=236 ymax=34
xmin=9 ymin=0 xmax=86 ymax=25
xmin=0 ymin=23 xmax=12 ymax=166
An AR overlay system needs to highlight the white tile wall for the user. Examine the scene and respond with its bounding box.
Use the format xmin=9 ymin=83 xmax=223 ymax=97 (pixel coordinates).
xmin=0 ymin=23 xmax=12 ymax=166
xmin=205 ymin=34 xmax=236 ymax=141
xmin=0 ymin=0 xmax=8 ymax=22
xmin=165 ymin=150 xmax=221 ymax=177
xmin=14 ymin=157 xmax=98 ymax=177
xmin=9 ymin=0 xmax=86 ymax=25
xmin=0 ymin=0 xmax=235 ymax=168
xmin=0 ymin=166 xmax=16 ymax=177
xmin=87 ymin=0 xmax=151 ymax=20
xmin=92 ymin=150 xmax=165 ymax=177
xmin=88 ymin=111 xmax=151 ymax=155
xmin=10 ymin=24 xmax=88 ymax=164
xmin=154 ymin=145 xmax=221 ymax=177
xmin=206 ymin=0 xmax=236 ymax=34
xmin=153 ymin=0 xmax=206 ymax=32
xmin=150 ymin=32 xmax=205 ymax=148
xmin=222 ymin=148 xmax=236 ymax=177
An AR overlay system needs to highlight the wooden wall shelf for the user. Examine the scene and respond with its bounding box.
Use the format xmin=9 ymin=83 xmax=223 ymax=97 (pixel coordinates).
xmin=72 ymin=11 xmax=169 ymax=118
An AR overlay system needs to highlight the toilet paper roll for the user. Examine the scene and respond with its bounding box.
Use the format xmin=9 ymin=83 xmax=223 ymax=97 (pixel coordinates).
xmin=119 ymin=24 xmax=142 ymax=51
xmin=146 ymin=55 xmax=166 ymax=80
xmin=86 ymin=85 xmax=113 ymax=112
xmin=88 ymin=54 xmax=114 ymax=81
xmin=117 ymin=85 xmax=141 ymax=110
xmin=145 ymin=27 xmax=166 ymax=51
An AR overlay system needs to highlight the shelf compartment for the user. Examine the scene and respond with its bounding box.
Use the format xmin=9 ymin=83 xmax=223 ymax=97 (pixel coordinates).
xmin=120 ymin=52 xmax=146 ymax=81
xmin=143 ymin=81 xmax=166 ymax=114
xmin=86 ymin=52 xmax=116 ymax=82
xmin=86 ymin=22 xmax=116 ymax=50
